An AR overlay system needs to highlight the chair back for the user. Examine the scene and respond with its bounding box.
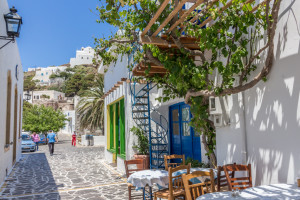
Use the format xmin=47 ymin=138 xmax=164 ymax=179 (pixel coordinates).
xmin=182 ymin=169 xmax=215 ymax=200
xmin=164 ymin=154 xmax=185 ymax=170
xmin=168 ymin=163 xmax=191 ymax=199
xmin=223 ymin=163 xmax=252 ymax=190
xmin=217 ymin=163 xmax=235 ymax=191
xmin=124 ymin=159 xmax=146 ymax=178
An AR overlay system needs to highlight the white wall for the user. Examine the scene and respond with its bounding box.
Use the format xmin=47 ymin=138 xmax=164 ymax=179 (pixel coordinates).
xmin=61 ymin=110 xmax=75 ymax=135
xmin=0 ymin=0 xmax=23 ymax=186
xmin=103 ymin=54 xmax=129 ymax=92
xmin=216 ymin=0 xmax=300 ymax=186
xmin=32 ymin=66 xmax=67 ymax=85
xmin=27 ymin=90 xmax=65 ymax=101
xmin=70 ymin=47 xmax=94 ymax=68
xmin=102 ymin=54 xmax=139 ymax=173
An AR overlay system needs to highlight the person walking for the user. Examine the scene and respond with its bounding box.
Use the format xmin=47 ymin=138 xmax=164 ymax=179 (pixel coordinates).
xmin=47 ymin=130 xmax=58 ymax=156
xmin=31 ymin=132 xmax=40 ymax=151
xmin=71 ymin=131 xmax=77 ymax=147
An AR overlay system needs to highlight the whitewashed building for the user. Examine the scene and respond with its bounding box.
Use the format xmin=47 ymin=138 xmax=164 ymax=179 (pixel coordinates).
xmin=100 ymin=1 xmax=300 ymax=186
xmin=32 ymin=66 xmax=68 ymax=86
xmin=23 ymin=90 xmax=65 ymax=104
xmin=100 ymin=53 xmax=207 ymax=173
xmin=60 ymin=110 xmax=76 ymax=135
xmin=0 ymin=0 xmax=23 ymax=186
xmin=70 ymin=47 xmax=95 ymax=68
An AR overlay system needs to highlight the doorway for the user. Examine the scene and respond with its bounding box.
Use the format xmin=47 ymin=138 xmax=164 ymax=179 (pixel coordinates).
xmin=169 ymin=102 xmax=201 ymax=162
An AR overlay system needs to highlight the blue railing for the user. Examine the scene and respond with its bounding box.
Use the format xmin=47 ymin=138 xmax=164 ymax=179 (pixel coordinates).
xmin=128 ymin=46 xmax=169 ymax=169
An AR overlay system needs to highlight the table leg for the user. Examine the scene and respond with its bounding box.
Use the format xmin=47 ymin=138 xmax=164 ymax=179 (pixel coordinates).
xmin=149 ymin=186 xmax=153 ymax=199
xmin=143 ymin=185 xmax=153 ymax=200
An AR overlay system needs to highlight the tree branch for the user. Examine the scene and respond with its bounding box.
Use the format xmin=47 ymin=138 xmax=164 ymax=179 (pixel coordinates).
xmin=185 ymin=0 xmax=282 ymax=103
xmin=145 ymin=49 xmax=163 ymax=66
xmin=170 ymin=35 xmax=206 ymax=62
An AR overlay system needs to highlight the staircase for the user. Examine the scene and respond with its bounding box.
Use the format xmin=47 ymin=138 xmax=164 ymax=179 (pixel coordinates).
xmin=129 ymin=80 xmax=169 ymax=169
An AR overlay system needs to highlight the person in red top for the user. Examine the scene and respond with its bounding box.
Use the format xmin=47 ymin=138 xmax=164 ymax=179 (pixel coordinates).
xmin=31 ymin=132 xmax=40 ymax=151
xmin=72 ymin=131 xmax=77 ymax=146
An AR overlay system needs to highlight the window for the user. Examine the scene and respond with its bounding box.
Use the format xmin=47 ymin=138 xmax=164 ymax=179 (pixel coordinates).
xmin=41 ymin=73 xmax=44 ymax=76
xmin=210 ymin=97 xmax=216 ymax=110
xmin=108 ymin=98 xmax=125 ymax=158
xmin=46 ymin=72 xmax=48 ymax=75
xmin=81 ymin=57 xmax=83 ymax=59
xmin=5 ymin=71 xmax=12 ymax=148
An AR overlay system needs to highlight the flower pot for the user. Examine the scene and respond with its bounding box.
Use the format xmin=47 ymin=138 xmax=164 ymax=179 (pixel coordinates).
xmin=134 ymin=154 xmax=150 ymax=169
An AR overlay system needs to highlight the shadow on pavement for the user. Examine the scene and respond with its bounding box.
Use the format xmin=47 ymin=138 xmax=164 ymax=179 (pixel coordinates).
xmin=0 ymin=152 xmax=63 ymax=199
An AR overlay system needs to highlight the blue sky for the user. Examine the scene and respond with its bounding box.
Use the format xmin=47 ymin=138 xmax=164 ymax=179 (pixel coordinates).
xmin=8 ymin=0 xmax=115 ymax=71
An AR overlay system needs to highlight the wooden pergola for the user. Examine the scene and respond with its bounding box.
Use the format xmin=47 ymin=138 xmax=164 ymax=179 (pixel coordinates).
xmin=132 ymin=0 xmax=267 ymax=77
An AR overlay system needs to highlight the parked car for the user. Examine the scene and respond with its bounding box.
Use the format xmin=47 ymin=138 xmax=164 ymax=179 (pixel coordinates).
xmin=22 ymin=131 xmax=30 ymax=136
xmin=21 ymin=134 xmax=36 ymax=152
xmin=39 ymin=134 xmax=47 ymax=144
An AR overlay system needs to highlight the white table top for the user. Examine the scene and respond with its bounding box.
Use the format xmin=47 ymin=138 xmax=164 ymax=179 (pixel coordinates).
xmin=196 ymin=184 xmax=300 ymax=200
xmin=127 ymin=168 xmax=217 ymax=189
xmin=127 ymin=169 xmax=169 ymax=188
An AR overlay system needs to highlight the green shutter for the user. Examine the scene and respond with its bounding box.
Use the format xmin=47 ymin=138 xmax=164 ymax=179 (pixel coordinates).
xmin=120 ymin=99 xmax=125 ymax=157
xmin=115 ymin=102 xmax=119 ymax=154
xmin=109 ymin=105 xmax=114 ymax=150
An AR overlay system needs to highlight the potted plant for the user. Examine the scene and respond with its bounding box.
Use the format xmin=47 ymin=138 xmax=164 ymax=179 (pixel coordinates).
xmin=131 ymin=126 xmax=150 ymax=169
xmin=185 ymin=157 xmax=210 ymax=168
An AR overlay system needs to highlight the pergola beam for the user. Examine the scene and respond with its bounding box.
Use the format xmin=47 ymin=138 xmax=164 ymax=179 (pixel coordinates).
xmin=140 ymin=35 xmax=199 ymax=49
xmin=141 ymin=0 xmax=171 ymax=36
xmin=166 ymin=0 xmax=205 ymax=34
xmin=136 ymin=67 xmax=167 ymax=73
xmin=251 ymin=0 xmax=268 ymax=13
xmin=186 ymin=0 xmax=219 ymax=26
xmin=152 ymin=0 xmax=190 ymax=37
xmin=183 ymin=0 xmax=234 ymax=33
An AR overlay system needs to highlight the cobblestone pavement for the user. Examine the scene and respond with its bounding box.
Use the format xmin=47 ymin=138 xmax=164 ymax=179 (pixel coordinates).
xmin=0 ymin=138 xmax=138 ymax=200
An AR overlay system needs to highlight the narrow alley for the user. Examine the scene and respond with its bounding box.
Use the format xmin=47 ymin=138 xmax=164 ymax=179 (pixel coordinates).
xmin=0 ymin=138 xmax=129 ymax=200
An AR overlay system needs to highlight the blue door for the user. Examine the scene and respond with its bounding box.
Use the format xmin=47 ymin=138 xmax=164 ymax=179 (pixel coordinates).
xmin=169 ymin=103 xmax=201 ymax=162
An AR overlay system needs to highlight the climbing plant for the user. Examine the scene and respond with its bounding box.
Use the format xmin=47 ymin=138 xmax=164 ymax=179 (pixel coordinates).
xmin=94 ymin=0 xmax=282 ymax=167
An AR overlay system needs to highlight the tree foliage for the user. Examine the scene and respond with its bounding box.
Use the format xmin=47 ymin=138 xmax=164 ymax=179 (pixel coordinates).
xmin=95 ymin=0 xmax=282 ymax=167
xmin=49 ymin=66 xmax=99 ymax=97
xmin=23 ymin=73 xmax=36 ymax=91
xmin=23 ymin=104 xmax=67 ymax=133
xmin=76 ymin=74 xmax=105 ymax=132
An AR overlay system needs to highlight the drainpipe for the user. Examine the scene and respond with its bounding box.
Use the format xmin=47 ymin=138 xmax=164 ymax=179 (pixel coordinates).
xmin=241 ymin=91 xmax=248 ymax=164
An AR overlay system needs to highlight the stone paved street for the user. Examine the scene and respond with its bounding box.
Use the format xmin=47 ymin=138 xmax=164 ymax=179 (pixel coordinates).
xmin=0 ymin=138 xmax=135 ymax=200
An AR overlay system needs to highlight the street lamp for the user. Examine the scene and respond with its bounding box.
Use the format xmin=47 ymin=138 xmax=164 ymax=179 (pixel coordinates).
xmin=0 ymin=6 xmax=22 ymax=50
xmin=24 ymin=90 xmax=31 ymax=101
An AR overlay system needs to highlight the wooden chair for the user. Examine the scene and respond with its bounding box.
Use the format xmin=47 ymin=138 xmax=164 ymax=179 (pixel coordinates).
xmin=164 ymin=154 xmax=185 ymax=170
xmin=124 ymin=159 xmax=146 ymax=200
xmin=217 ymin=164 xmax=235 ymax=192
xmin=223 ymin=163 xmax=252 ymax=191
xmin=182 ymin=169 xmax=215 ymax=200
xmin=154 ymin=163 xmax=191 ymax=200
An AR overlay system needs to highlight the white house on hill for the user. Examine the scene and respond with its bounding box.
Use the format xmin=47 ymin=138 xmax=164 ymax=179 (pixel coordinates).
xmin=70 ymin=47 xmax=95 ymax=68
